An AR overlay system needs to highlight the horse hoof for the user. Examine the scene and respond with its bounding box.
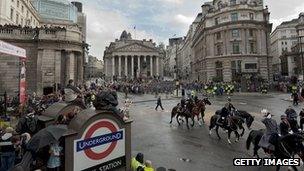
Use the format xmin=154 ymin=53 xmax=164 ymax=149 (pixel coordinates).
xmin=235 ymin=139 xmax=239 ymax=143
xmin=228 ymin=139 xmax=232 ymax=144
xmin=209 ymin=130 xmax=212 ymax=135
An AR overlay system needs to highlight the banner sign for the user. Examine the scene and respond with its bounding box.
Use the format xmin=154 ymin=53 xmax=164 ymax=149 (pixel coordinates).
xmin=74 ymin=119 xmax=126 ymax=171
xmin=19 ymin=60 xmax=26 ymax=105
xmin=0 ymin=40 xmax=26 ymax=58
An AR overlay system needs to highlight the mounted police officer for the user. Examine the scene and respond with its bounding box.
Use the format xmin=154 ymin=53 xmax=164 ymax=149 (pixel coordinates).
xmin=225 ymin=97 xmax=236 ymax=114
xmin=285 ymin=106 xmax=299 ymax=133
xmin=258 ymin=109 xmax=279 ymax=155
xmin=279 ymin=114 xmax=291 ymax=136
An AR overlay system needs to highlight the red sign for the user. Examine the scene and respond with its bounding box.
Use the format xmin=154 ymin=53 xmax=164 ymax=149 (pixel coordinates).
xmin=19 ymin=60 xmax=26 ymax=105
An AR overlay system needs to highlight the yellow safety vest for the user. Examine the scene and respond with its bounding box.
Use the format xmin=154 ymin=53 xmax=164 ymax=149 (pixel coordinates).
xmin=131 ymin=158 xmax=145 ymax=171
xmin=144 ymin=167 xmax=154 ymax=171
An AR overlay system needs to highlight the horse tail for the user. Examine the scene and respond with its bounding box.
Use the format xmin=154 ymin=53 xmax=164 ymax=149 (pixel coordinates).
xmin=246 ymin=130 xmax=254 ymax=150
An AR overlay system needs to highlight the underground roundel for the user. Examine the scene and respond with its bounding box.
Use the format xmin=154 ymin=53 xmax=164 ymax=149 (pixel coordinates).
xmin=74 ymin=119 xmax=126 ymax=171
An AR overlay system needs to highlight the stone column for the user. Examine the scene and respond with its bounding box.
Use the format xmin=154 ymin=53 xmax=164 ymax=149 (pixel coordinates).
xmin=112 ymin=56 xmax=115 ymax=78
xmin=118 ymin=56 xmax=122 ymax=77
xmin=150 ymin=56 xmax=153 ymax=77
xmin=137 ymin=56 xmax=141 ymax=76
xmin=131 ymin=56 xmax=134 ymax=78
xmin=125 ymin=56 xmax=128 ymax=77
xmin=156 ymin=56 xmax=159 ymax=76
xmin=69 ymin=52 xmax=75 ymax=81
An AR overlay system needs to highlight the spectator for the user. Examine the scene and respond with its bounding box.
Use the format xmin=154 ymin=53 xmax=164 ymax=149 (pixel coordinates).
xmin=47 ymin=142 xmax=62 ymax=171
xmin=0 ymin=127 xmax=15 ymax=171
xmin=131 ymin=153 xmax=145 ymax=171
xmin=144 ymin=160 xmax=154 ymax=171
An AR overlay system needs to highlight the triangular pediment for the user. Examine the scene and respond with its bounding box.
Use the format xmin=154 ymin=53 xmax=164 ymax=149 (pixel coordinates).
xmin=114 ymin=42 xmax=157 ymax=52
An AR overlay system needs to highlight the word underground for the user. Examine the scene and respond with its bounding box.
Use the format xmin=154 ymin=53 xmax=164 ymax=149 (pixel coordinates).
xmin=233 ymin=158 xmax=300 ymax=166
xmin=77 ymin=131 xmax=123 ymax=152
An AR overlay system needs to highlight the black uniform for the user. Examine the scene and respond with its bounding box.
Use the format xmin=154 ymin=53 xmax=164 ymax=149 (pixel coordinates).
xmin=279 ymin=120 xmax=290 ymax=136
xmin=155 ymin=97 xmax=164 ymax=111
xmin=299 ymin=110 xmax=304 ymax=130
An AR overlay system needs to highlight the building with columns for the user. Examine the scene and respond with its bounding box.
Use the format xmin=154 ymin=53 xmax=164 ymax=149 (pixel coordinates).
xmin=191 ymin=0 xmax=272 ymax=84
xmin=104 ymin=31 xmax=164 ymax=80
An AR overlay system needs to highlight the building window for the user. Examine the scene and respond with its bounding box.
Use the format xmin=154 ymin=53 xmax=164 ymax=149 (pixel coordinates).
xmin=17 ymin=0 xmax=19 ymax=8
xmin=245 ymin=63 xmax=257 ymax=70
xmin=285 ymin=42 xmax=287 ymax=45
xmin=250 ymin=42 xmax=256 ymax=53
xmin=232 ymin=42 xmax=240 ymax=54
xmin=281 ymin=41 xmax=284 ymax=45
xmin=249 ymin=29 xmax=254 ymax=37
xmin=16 ymin=14 xmax=19 ymax=24
xmin=231 ymin=13 xmax=238 ymax=21
xmin=231 ymin=60 xmax=242 ymax=81
xmin=215 ymin=17 xmax=219 ymax=25
xmin=216 ymin=32 xmax=221 ymax=40
xmin=26 ymin=10 xmax=28 ymax=18
xmin=216 ymin=44 xmax=222 ymax=55
xmin=215 ymin=61 xmax=223 ymax=81
xmin=10 ymin=8 xmax=14 ymax=20
xmin=230 ymin=0 xmax=237 ymax=5
xmin=249 ymin=13 xmax=254 ymax=20
xmin=21 ymin=18 xmax=23 ymax=25
xmin=21 ymin=5 xmax=24 ymax=13
xmin=232 ymin=29 xmax=239 ymax=37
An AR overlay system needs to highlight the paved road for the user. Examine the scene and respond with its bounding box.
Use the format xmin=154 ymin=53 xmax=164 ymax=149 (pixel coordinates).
xmin=126 ymin=93 xmax=304 ymax=171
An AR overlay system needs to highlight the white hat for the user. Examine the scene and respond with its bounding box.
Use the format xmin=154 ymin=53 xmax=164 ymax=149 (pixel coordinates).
xmin=261 ymin=109 xmax=268 ymax=115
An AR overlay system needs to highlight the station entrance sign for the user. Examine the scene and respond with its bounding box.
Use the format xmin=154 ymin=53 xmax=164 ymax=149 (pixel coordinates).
xmin=74 ymin=119 xmax=126 ymax=171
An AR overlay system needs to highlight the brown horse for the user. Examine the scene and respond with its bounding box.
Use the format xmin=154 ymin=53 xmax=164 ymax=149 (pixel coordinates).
xmin=193 ymin=98 xmax=211 ymax=124
xmin=170 ymin=98 xmax=211 ymax=128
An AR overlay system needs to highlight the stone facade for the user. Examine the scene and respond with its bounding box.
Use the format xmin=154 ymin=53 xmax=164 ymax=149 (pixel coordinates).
xmin=0 ymin=25 xmax=85 ymax=96
xmin=0 ymin=0 xmax=40 ymax=27
xmin=191 ymin=0 xmax=272 ymax=83
xmin=103 ymin=31 xmax=164 ymax=80
xmin=271 ymin=19 xmax=298 ymax=77
xmin=165 ymin=38 xmax=183 ymax=79
xmin=85 ymin=55 xmax=104 ymax=79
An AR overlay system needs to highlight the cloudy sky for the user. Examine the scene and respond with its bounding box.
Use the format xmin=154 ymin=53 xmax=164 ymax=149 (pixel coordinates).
xmin=73 ymin=0 xmax=304 ymax=59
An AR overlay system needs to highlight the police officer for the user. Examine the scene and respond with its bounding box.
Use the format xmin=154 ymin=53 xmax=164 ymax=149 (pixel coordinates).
xmin=131 ymin=153 xmax=145 ymax=171
xmin=226 ymin=97 xmax=236 ymax=113
xmin=279 ymin=114 xmax=291 ymax=136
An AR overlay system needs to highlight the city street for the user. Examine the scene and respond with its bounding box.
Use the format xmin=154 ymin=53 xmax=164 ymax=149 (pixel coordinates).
xmin=127 ymin=93 xmax=304 ymax=170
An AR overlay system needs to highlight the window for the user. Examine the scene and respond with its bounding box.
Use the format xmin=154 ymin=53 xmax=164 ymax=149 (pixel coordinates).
xmin=26 ymin=10 xmax=28 ymax=18
xmin=16 ymin=13 xmax=19 ymax=24
xmin=230 ymin=0 xmax=237 ymax=5
xmin=232 ymin=29 xmax=239 ymax=37
xmin=281 ymin=42 xmax=284 ymax=45
xmin=216 ymin=44 xmax=222 ymax=55
xmin=249 ymin=29 xmax=254 ymax=37
xmin=216 ymin=32 xmax=221 ymax=40
xmin=17 ymin=0 xmax=19 ymax=7
xmin=10 ymin=8 xmax=14 ymax=20
xmin=21 ymin=5 xmax=24 ymax=13
xmin=21 ymin=18 xmax=23 ymax=25
xmin=285 ymin=42 xmax=287 ymax=45
xmin=232 ymin=42 xmax=240 ymax=54
xmin=231 ymin=13 xmax=238 ymax=21
xmin=215 ymin=17 xmax=219 ymax=25
xmin=250 ymin=42 xmax=256 ymax=53
xmin=215 ymin=61 xmax=223 ymax=81
xmin=249 ymin=13 xmax=254 ymax=20
xmin=245 ymin=63 xmax=257 ymax=70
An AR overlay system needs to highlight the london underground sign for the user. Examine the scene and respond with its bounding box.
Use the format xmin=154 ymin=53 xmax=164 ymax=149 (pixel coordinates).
xmin=74 ymin=119 xmax=126 ymax=171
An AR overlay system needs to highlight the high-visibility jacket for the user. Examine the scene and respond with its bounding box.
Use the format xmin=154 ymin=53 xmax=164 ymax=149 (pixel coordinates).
xmin=131 ymin=158 xmax=145 ymax=171
xmin=144 ymin=167 xmax=154 ymax=171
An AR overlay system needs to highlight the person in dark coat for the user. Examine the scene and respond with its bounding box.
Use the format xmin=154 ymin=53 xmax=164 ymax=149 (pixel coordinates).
xmin=155 ymin=96 xmax=164 ymax=111
xmin=279 ymin=114 xmax=291 ymax=136
xmin=299 ymin=108 xmax=304 ymax=130
xmin=225 ymin=97 xmax=236 ymax=113
xmin=258 ymin=109 xmax=279 ymax=154
xmin=285 ymin=106 xmax=299 ymax=133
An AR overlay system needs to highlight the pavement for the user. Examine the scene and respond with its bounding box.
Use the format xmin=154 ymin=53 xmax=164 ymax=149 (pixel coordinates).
xmin=124 ymin=92 xmax=304 ymax=171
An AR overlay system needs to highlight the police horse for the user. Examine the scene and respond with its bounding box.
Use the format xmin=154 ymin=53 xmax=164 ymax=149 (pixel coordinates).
xmin=170 ymin=98 xmax=211 ymax=129
xmin=246 ymin=129 xmax=304 ymax=171
xmin=209 ymin=110 xmax=254 ymax=144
